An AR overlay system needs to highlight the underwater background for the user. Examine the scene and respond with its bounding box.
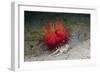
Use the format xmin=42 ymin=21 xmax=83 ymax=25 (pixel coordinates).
xmin=24 ymin=11 xmax=90 ymax=61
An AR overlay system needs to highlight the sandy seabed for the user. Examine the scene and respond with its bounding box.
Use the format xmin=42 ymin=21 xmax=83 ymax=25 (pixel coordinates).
xmin=24 ymin=39 xmax=90 ymax=61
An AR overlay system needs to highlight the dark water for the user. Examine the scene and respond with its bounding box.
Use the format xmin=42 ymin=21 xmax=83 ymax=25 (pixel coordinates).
xmin=24 ymin=11 xmax=90 ymax=29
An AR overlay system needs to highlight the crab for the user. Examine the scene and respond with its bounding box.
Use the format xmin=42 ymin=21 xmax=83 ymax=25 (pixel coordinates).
xmin=42 ymin=17 xmax=70 ymax=56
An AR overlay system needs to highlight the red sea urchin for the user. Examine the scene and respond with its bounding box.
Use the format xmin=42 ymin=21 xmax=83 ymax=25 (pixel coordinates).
xmin=42 ymin=17 xmax=70 ymax=51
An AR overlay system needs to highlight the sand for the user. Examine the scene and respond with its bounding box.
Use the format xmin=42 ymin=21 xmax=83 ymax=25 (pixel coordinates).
xmin=24 ymin=39 xmax=90 ymax=61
